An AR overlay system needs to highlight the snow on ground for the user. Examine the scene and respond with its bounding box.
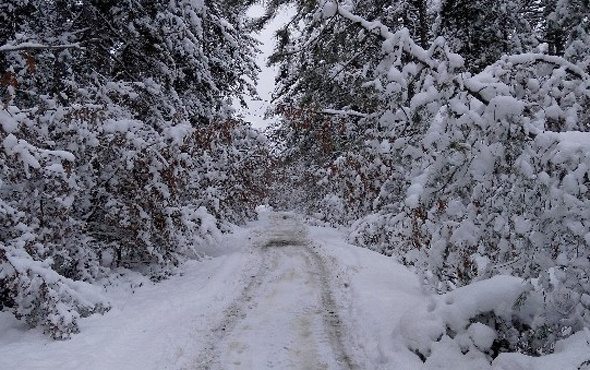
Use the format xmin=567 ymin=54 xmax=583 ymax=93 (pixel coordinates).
xmin=1 ymin=211 xmax=589 ymax=369
xmin=0 ymin=227 xmax=258 ymax=370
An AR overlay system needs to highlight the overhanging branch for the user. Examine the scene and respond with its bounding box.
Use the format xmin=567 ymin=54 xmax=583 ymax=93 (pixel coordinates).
xmin=0 ymin=43 xmax=82 ymax=53
xmin=319 ymin=108 xmax=368 ymax=118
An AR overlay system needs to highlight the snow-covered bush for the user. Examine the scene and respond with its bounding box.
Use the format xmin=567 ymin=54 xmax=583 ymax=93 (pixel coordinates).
xmin=0 ymin=101 xmax=272 ymax=339
xmin=268 ymin=1 xmax=590 ymax=355
xmin=0 ymin=0 xmax=269 ymax=339
xmin=0 ymin=103 xmax=112 ymax=338
xmin=397 ymin=275 xmax=532 ymax=361
xmin=352 ymin=26 xmax=589 ymax=357
xmin=0 ymin=243 xmax=109 ymax=339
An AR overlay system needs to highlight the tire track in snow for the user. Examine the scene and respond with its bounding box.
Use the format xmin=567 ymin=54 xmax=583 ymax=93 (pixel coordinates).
xmin=192 ymin=213 xmax=358 ymax=370
xmin=304 ymin=243 xmax=357 ymax=370
xmin=192 ymin=247 xmax=268 ymax=370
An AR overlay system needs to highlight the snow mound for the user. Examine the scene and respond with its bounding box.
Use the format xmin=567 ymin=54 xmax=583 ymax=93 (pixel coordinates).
xmin=397 ymin=275 xmax=530 ymax=362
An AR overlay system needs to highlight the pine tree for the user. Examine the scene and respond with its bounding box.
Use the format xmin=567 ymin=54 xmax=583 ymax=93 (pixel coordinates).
xmin=544 ymin=0 xmax=590 ymax=65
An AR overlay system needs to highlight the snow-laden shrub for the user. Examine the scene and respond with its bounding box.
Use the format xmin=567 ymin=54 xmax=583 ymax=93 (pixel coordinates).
xmin=0 ymin=0 xmax=268 ymax=339
xmin=0 ymin=243 xmax=109 ymax=339
xmin=0 ymin=97 xmax=272 ymax=338
xmin=398 ymin=274 xmax=590 ymax=363
xmin=397 ymin=275 xmax=532 ymax=361
xmin=0 ymin=113 xmax=113 ymax=337
xmin=344 ymin=27 xmax=590 ymax=353
xmin=270 ymin=4 xmax=590 ymax=354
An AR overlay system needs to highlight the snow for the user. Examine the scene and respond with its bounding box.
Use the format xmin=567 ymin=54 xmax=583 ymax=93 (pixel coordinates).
xmin=405 ymin=173 xmax=428 ymax=208
xmin=504 ymin=53 xmax=590 ymax=80
xmin=0 ymin=244 xmax=253 ymax=370
xmin=321 ymin=1 xmax=338 ymax=18
xmin=102 ymin=119 xmax=143 ymax=134
xmin=165 ymin=123 xmax=194 ymax=144
xmin=45 ymin=150 xmax=76 ymax=162
xmin=0 ymin=108 xmax=20 ymax=133
xmin=1 ymin=212 xmax=589 ymax=369
xmin=2 ymin=133 xmax=18 ymax=152
xmin=487 ymin=96 xmax=525 ymax=121
xmin=446 ymin=51 xmax=465 ymax=69
xmin=410 ymin=85 xmax=440 ymax=110
xmin=468 ymin=323 xmax=497 ymax=351
xmin=3 ymin=134 xmax=41 ymax=169
xmin=554 ymin=131 xmax=590 ymax=152
xmin=0 ymin=42 xmax=82 ymax=52
xmin=538 ymin=130 xmax=590 ymax=166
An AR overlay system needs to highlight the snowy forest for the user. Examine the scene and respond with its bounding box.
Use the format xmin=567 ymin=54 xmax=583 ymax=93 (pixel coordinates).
xmin=1 ymin=0 xmax=589 ymax=365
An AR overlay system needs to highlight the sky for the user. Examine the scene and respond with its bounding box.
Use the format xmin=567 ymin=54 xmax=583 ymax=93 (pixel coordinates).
xmin=233 ymin=4 xmax=295 ymax=130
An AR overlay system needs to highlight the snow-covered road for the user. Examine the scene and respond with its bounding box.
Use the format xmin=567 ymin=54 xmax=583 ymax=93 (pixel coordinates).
xmin=1 ymin=210 xmax=417 ymax=369
xmin=2 ymin=211 xmax=589 ymax=369
xmin=195 ymin=213 xmax=356 ymax=369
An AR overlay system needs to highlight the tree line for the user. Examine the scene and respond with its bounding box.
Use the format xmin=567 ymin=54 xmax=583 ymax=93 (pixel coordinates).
xmin=0 ymin=0 xmax=271 ymax=339
xmin=266 ymin=0 xmax=590 ymax=356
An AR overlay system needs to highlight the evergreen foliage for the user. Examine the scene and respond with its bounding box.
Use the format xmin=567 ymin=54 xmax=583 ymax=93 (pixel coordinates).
xmin=0 ymin=0 xmax=270 ymax=339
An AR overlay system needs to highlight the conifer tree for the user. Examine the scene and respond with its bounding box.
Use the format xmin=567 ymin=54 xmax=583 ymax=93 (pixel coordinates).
xmin=436 ymin=0 xmax=513 ymax=72
xmin=544 ymin=0 xmax=590 ymax=64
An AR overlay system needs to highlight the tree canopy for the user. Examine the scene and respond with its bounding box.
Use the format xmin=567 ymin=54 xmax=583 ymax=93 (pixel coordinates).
xmin=0 ymin=0 xmax=271 ymax=338
xmin=263 ymin=0 xmax=590 ymax=356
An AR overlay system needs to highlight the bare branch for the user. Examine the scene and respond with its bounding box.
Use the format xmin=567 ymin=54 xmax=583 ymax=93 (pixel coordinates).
xmin=0 ymin=43 xmax=82 ymax=53
xmin=319 ymin=108 xmax=368 ymax=118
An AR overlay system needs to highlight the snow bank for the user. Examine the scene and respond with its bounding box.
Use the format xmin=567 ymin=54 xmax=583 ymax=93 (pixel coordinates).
xmin=2 ymin=221 xmax=589 ymax=369
xmin=493 ymin=330 xmax=590 ymax=370
xmin=0 ymin=232 xmax=258 ymax=370
xmin=311 ymin=225 xmax=590 ymax=369
xmin=397 ymin=276 xmax=527 ymax=360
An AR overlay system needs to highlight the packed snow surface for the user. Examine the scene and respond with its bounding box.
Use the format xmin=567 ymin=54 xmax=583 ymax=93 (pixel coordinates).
xmin=1 ymin=211 xmax=589 ymax=369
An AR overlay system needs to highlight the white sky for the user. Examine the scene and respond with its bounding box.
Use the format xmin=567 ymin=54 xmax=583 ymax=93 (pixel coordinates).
xmin=233 ymin=4 xmax=295 ymax=129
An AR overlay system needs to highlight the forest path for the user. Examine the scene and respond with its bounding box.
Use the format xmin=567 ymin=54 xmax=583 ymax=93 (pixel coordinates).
xmin=0 ymin=211 xmax=424 ymax=370
xmin=193 ymin=212 xmax=358 ymax=370
xmin=3 ymin=213 xmax=588 ymax=370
